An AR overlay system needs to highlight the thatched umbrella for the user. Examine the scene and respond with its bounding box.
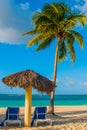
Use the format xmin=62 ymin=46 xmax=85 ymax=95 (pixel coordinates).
xmin=2 ymin=70 xmax=55 ymax=127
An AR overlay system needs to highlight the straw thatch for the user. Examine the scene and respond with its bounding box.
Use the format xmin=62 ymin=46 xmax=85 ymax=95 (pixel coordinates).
xmin=2 ymin=70 xmax=55 ymax=94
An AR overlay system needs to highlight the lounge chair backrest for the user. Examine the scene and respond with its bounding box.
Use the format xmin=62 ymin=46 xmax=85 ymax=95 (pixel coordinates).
xmin=0 ymin=107 xmax=21 ymax=126
xmin=7 ymin=107 xmax=19 ymax=120
xmin=36 ymin=107 xmax=47 ymax=119
xmin=31 ymin=106 xmax=51 ymax=126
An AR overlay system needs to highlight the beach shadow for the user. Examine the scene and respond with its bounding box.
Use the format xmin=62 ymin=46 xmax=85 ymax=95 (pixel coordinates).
xmin=1 ymin=111 xmax=87 ymax=128
xmin=51 ymin=110 xmax=87 ymax=126
xmin=0 ymin=115 xmax=24 ymax=130
xmin=59 ymin=110 xmax=87 ymax=116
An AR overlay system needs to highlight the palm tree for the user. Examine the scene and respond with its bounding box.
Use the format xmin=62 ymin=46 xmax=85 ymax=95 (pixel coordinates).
xmin=23 ymin=2 xmax=87 ymax=114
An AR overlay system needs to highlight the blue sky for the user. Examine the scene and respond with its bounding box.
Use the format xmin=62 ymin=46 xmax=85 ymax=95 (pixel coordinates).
xmin=0 ymin=0 xmax=87 ymax=95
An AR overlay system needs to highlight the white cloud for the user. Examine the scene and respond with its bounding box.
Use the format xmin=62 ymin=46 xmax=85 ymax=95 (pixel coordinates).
xmin=75 ymin=0 xmax=87 ymax=14
xmin=0 ymin=0 xmax=32 ymax=44
xmin=36 ymin=9 xmax=41 ymax=12
xmin=0 ymin=27 xmax=29 ymax=44
xmin=65 ymin=56 xmax=69 ymax=61
xmin=20 ymin=2 xmax=30 ymax=10
xmin=56 ymin=78 xmax=61 ymax=84
xmin=55 ymin=77 xmax=76 ymax=86
xmin=80 ymin=81 xmax=87 ymax=86
xmin=0 ymin=28 xmax=19 ymax=43
xmin=65 ymin=77 xmax=75 ymax=85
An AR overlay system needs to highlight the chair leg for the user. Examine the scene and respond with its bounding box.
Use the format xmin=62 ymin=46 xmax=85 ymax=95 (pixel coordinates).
xmin=4 ymin=121 xmax=7 ymax=126
xmin=35 ymin=120 xmax=37 ymax=126
xmin=19 ymin=122 xmax=21 ymax=127
xmin=50 ymin=120 xmax=52 ymax=125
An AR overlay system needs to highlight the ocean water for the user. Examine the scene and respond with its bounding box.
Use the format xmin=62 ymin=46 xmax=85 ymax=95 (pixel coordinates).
xmin=0 ymin=94 xmax=87 ymax=107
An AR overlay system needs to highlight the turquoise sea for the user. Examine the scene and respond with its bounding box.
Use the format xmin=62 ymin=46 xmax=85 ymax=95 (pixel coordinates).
xmin=0 ymin=94 xmax=87 ymax=107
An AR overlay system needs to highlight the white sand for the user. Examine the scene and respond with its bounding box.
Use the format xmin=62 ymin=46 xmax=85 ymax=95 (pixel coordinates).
xmin=0 ymin=106 xmax=87 ymax=130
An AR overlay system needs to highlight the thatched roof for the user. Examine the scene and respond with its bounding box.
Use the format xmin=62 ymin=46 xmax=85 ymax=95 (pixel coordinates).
xmin=2 ymin=70 xmax=55 ymax=94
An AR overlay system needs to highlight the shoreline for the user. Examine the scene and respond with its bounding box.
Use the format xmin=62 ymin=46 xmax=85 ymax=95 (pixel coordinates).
xmin=1 ymin=105 xmax=87 ymax=115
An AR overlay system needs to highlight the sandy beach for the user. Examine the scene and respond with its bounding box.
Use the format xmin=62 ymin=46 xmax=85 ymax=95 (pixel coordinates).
xmin=0 ymin=106 xmax=87 ymax=130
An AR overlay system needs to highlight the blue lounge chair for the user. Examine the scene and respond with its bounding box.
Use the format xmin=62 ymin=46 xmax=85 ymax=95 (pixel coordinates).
xmin=31 ymin=107 xmax=52 ymax=126
xmin=0 ymin=107 xmax=21 ymax=127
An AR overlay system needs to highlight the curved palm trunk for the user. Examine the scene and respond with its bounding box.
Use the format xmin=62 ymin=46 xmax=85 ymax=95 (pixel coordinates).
xmin=49 ymin=37 xmax=61 ymax=114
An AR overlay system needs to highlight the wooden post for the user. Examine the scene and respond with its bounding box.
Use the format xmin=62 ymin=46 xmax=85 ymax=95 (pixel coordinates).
xmin=24 ymin=86 xmax=32 ymax=127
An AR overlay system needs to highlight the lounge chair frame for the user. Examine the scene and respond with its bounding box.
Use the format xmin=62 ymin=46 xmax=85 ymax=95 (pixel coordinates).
xmin=32 ymin=107 xmax=52 ymax=126
xmin=4 ymin=107 xmax=21 ymax=127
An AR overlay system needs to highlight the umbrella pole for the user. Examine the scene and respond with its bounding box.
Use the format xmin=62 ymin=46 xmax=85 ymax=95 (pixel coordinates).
xmin=24 ymin=86 xmax=32 ymax=127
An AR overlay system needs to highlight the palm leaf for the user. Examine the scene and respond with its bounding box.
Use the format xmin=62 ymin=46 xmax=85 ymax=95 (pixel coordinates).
xmin=27 ymin=35 xmax=43 ymax=47
xmin=67 ymin=43 xmax=76 ymax=63
xmin=32 ymin=12 xmax=53 ymax=26
xmin=68 ymin=13 xmax=87 ymax=26
xmin=65 ymin=32 xmax=76 ymax=63
xmin=36 ymin=36 xmax=54 ymax=51
xmin=58 ymin=19 xmax=76 ymax=29
xmin=36 ymin=23 xmax=58 ymax=35
xmin=59 ymin=41 xmax=66 ymax=62
xmin=66 ymin=32 xmax=75 ymax=45
xmin=71 ymin=30 xmax=84 ymax=49
xmin=22 ymin=29 xmax=36 ymax=36
xmin=43 ymin=2 xmax=69 ymax=22
xmin=42 ymin=3 xmax=62 ymax=21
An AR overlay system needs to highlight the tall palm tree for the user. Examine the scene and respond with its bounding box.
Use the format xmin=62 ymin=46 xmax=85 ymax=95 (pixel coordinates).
xmin=23 ymin=2 xmax=87 ymax=114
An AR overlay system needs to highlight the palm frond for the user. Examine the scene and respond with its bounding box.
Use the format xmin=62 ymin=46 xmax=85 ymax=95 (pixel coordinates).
xmin=59 ymin=41 xmax=66 ymax=62
xmin=32 ymin=12 xmax=53 ymax=26
xmin=42 ymin=2 xmax=69 ymax=23
xmin=66 ymin=32 xmax=75 ymax=45
xmin=67 ymin=43 xmax=76 ymax=63
xmin=36 ymin=36 xmax=54 ymax=51
xmin=59 ymin=19 xmax=76 ymax=29
xmin=36 ymin=23 xmax=57 ymax=35
xmin=27 ymin=35 xmax=43 ymax=47
xmin=22 ymin=29 xmax=36 ymax=36
xmin=42 ymin=3 xmax=62 ymax=18
xmin=71 ymin=30 xmax=84 ymax=49
xmin=68 ymin=13 xmax=87 ymax=26
xmin=22 ymin=2 xmax=86 ymax=65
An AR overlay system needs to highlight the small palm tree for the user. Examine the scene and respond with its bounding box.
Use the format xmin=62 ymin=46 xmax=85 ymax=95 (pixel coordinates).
xmin=23 ymin=2 xmax=87 ymax=114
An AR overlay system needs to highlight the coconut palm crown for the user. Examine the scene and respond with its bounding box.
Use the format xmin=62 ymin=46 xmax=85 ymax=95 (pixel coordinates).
xmin=23 ymin=2 xmax=87 ymax=114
